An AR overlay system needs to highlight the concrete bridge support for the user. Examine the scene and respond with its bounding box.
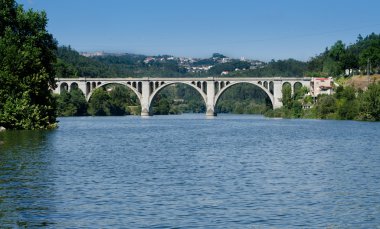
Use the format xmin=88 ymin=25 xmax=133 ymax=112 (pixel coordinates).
xmin=272 ymin=79 xmax=283 ymax=109
xmin=206 ymin=80 xmax=216 ymax=116
xmin=140 ymin=80 xmax=151 ymax=116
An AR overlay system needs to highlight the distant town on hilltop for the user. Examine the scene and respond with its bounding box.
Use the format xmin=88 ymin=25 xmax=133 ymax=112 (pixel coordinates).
xmin=79 ymin=51 xmax=265 ymax=75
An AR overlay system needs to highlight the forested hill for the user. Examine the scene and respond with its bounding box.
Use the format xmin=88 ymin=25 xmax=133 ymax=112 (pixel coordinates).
xmin=55 ymin=33 xmax=380 ymax=78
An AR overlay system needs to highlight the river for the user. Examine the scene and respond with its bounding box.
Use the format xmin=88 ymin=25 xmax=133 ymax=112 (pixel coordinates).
xmin=0 ymin=114 xmax=379 ymax=228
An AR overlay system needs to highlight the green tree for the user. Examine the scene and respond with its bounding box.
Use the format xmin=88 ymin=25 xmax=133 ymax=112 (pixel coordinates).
xmin=358 ymin=82 xmax=380 ymax=121
xmin=0 ymin=0 xmax=58 ymax=129
xmin=109 ymin=86 xmax=132 ymax=115
xmin=334 ymin=86 xmax=359 ymax=120
xmin=55 ymin=88 xmax=87 ymax=116
xmin=315 ymin=95 xmax=337 ymax=119
xmin=155 ymin=98 xmax=170 ymax=115
xmin=56 ymin=90 xmax=75 ymax=116
xmin=70 ymin=88 xmax=88 ymax=115
xmin=88 ymin=88 xmax=111 ymax=116
xmin=281 ymin=83 xmax=292 ymax=109
xmin=292 ymin=101 xmax=303 ymax=118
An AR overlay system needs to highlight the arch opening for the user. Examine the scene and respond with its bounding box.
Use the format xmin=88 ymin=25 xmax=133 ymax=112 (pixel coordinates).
xmin=293 ymin=82 xmax=303 ymax=99
xmin=60 ymin=82 xmax=68 ymax=93
xmin=86 ymin=82 xmax=91 ymax=95
xmin=149 ymin=83 xmax=207 ymax=115
xmin=87 ymin=83 xmax=141 ymax=116
xmin=263 ymin=81 xmax=268 ymax=89
xmin=269 ymin=81 xmax=274 ymax=95
xmin=196 ymin=81 xmax=201 ymax=89
xmin=215 ymin=82 xmax=273 ymax=114
xmin=70 ymin=82 xmax=78 ymax=92
xmin=202 ymin=81 xmax=207 ymax=94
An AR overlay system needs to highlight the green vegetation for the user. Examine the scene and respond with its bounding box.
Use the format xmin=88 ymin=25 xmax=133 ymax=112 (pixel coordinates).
xmin=151 ymin=84 xmax=205 ymax=115
xmin=56 ymin=85 xmax=140 ymax=116
xmin=0 ymin=0 xmax=57 ymax=130
xmin=209 ymin=60 xmax=251 ymax=75
xmin=266 ymin=82 xmax=380 ymax=121
xmin=216 ymin=84 xmax=270 ymax=114
xmin=308 ymin=33 xmax=380 ymax=76
xmin=55 ymin=46 xmax=189 ymax=78
xmin=228 ymin=59 xmax=308 ymax=77
xmin=55 ymin=46 xmax=111 ymax=77
xmin=55 ymin=88 xmax=87 ymax=116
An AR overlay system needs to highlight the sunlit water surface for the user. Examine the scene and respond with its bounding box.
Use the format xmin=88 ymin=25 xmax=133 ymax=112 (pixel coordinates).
xmin=1 ymin=115 xmax=379 ymax=228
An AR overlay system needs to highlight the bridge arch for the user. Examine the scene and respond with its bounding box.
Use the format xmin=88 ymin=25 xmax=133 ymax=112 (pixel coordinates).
xmin=293 ymin=81 xmax=302 ymax=91
xmin=60 ymin=82 xmax=69 ymax=92
xmin=70 ymin=82 xmax=79 ymax=92
xmin=214 ymin=82 xmax=274 ymax=109
xmin=148 ymin=81 xmax=207 ymax=112
xmin=86 ymin=82 xmax=142 ymax=103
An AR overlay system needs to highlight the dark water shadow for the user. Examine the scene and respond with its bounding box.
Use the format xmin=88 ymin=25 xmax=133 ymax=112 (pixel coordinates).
xmin=0 ymin=130 xmax=57 ymax=227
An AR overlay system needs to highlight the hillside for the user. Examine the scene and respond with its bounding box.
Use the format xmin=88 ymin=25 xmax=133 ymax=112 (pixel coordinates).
xmin=55 ymin=47 xmax=309 ymax=78
xmin=344 ymin=74 xmax=380 ymax=90
xmin=55 ymin=33 xmax=380 ymax=80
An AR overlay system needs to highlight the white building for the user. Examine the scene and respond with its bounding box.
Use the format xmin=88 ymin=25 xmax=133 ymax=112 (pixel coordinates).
xmin=310 ymin=77 xmax=334 ymax=97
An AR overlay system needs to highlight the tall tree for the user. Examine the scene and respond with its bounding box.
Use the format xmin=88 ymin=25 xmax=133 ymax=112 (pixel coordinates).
xmin=0 ymin=0 xmax=57 ymax=129
xmin=281 ymin=83 xmax=292 ymax=109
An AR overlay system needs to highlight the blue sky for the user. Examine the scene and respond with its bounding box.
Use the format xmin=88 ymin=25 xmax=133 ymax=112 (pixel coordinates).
xmin=19 ymin=0 xmax=380 ymax=61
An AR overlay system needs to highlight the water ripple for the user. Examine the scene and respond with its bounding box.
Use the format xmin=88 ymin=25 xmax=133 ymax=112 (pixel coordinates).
xmin=0 ymin=115 xmax=379 ymax=228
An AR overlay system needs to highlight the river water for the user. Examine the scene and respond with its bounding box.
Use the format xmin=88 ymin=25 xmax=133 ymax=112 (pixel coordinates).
xmin=0 ymin=115 xmax=379 ymax=228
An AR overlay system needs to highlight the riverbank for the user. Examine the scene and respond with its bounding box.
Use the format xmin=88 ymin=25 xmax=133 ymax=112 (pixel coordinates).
xmin=267 ymin=81 xmax=380 ymax=121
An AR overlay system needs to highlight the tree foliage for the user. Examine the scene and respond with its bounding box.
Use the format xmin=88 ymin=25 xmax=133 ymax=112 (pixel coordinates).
xmin=55 ymin=88 xmax=87 ymax=116
xmin=0 ymin=0 xmax=57 ymax=129
xmin=229 ymin=59 xmax=308 ymax=77
xmin=308 ymin=33 xmax=380 ymax=76
xmin=267 ymin=81 xmax=380 ymax=121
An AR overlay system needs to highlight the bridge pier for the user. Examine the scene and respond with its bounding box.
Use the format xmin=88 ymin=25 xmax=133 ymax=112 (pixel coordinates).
xmin=272 ymin=79 xmax=283 ymax=109
xmin=141 ymin=81 xmax=151 ymax=116
xmin=206 ymin=80 xmax=216 ymax=116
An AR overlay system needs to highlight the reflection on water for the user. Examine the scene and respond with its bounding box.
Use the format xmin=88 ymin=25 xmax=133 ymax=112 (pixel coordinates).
xmin=0 ymin=130 xmax=56 ymax=227
xmin=0 ymin=115 xmax=380 ymax=228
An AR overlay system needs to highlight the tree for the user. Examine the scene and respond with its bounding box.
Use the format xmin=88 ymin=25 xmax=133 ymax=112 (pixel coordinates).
xmin=281 ymin=83 xmax=292 ymax=109
xmin=155 ymin=98 xmax=170 ymax=115
xmin=358 ymin=82 xmax=380 ymax=121
xmin=337 ymin=87 xmax=357 ymax=120
xmin=55 ymin=88 xmax=87 ymax=116
xmin=315 ymin=95 xmax=337 ymax=119
xmin=88 ymin=88 xmax=111 ymax=116
xmin=0 ymin=0 xmax=57 ymax=129
xmin=70 ymin=88 xmax=88 ymax=115
xmin=109 ymin=86 xmax=132 ymax=115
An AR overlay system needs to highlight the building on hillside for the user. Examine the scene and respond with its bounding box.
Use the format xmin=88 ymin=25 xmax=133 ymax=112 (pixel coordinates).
xmin=310 ymin=77 xmax=334 ymax=97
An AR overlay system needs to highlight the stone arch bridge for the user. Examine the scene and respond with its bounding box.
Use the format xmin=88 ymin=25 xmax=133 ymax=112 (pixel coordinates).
xmin=54 ymin=77 xmax=311 ymax=116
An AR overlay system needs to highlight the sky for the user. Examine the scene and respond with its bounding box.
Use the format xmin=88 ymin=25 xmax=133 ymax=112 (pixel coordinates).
xmin=18 ymin=0 xmax=380 ymax=61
